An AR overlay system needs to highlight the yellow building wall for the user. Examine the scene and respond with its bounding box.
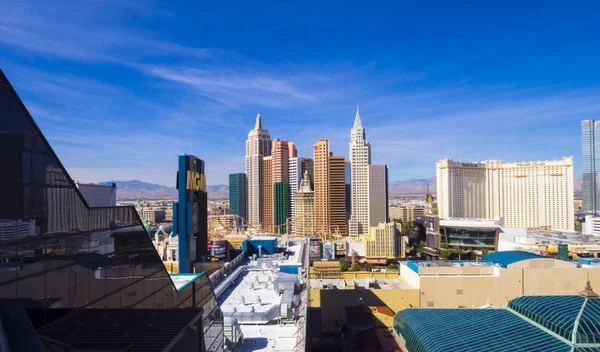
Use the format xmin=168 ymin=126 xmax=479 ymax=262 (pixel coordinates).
xmin=340 ymin=272 xmax=399 ymax=279
xmin=309 ymin=289 xmax=321 ymax=307
xmin=315 ymin=288 xmax=419 ymax=327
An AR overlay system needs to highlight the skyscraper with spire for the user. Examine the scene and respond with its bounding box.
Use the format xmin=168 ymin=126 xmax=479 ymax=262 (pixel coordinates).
xmin=245 ymin=114 xmax=271 ymax=228
xmin=349 ymin=106 xmax=371 ymax=236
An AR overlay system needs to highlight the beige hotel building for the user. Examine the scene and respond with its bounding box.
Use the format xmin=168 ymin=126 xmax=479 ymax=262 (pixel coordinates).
xmin=437 ymin=157 xmax=574 ymax=231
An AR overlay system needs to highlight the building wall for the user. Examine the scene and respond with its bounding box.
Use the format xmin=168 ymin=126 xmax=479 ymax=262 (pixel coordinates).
xmin=436 ymin=159 xmax=487 ymax=219
xmin=366 ymin=222 xmax=398 ymax=258
xmin=76 ymin=182 xmax=117 ymax=207
xmin=288 ymin=157 xmax=304 ymax=235
xmin=369 ymin=165 xmax=389 ymax=228
xmin=390 ymin=206 xmax=425 ymax=223
xmin=314 ymin=140 xmax=330 ymax=232
xmin=274 ymin=182 xmax=289 ymax=234
xmin=329 ymin=155 xmax=347 ymax=236
xmin=245 ymin=114 xmax=271 ymax=227
xmin=586 ymin=215 xmax=600 ymax=236
xmin=262 ymin=156 xmax=273 ymax=232
xmin=228 ymin=173 xmax=247 ymax=221
xmin=295 ymin=192 xmax=315 ymax=236
xmin=437 ymin=158 xmax=575 ymax=231
xmin=272 ymin=138 xmax=296 ymax=183
xmin=302 ymin=158 xmax=315 ymax=189
xmin=404 ymin=263 xmax=600 ymax=308
xmin=311 ymin=289 xmax=420 ymax=327
xmin=500 ymin=159 xmax=574 ymax=231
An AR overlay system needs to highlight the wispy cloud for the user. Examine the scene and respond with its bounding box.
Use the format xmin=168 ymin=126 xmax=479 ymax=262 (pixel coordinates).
xmin=0 ymin=1 xmax=220 ymax=63
xmin=1 ymin=1 xmax=597 ymax=185
xmin=140 ymin=65 xmax=319 ymax=109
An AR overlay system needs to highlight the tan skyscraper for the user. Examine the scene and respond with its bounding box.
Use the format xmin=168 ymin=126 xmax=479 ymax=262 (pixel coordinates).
xmin=272 ymin=138 xmax=297 ymax=183
xmin=314 ymin=139 xmax=330 ymax=231
xmin=263 ymin=156 xmax=273 ymax=232
xmin=329 ymin=155 xmax=347 ymax=236
xmin=295 ymin=170 xmax=315 ymax=236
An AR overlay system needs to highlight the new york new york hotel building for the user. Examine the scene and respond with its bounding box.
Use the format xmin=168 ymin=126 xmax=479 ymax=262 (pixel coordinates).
xmin=0 ymin=69 xmax=224 ymax=351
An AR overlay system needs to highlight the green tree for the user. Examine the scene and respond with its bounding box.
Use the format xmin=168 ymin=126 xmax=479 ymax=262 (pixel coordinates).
xmin=401 ymin=221 xmax=412 ymax=236
xmin=339 ymin=259 xmax=349 ymax=272
xmin=365 ymin=263 xmax=374 ymax=272
xmin=439 ymin=249 xmax=450 ymax=259
xmin=388 ymin=264 xmax=398 ymax=271
xmin=416 ymin=246 xmax=424 ymax=257
xmin=351 ymin=263 xmax=360 ymax=272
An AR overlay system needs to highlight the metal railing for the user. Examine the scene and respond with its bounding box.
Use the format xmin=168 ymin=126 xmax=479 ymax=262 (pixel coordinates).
xmin=293 ymin=239 xmax=310 ymax=351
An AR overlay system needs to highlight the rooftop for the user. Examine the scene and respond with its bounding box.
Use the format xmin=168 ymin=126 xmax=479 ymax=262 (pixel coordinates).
xmin=440 ymin=217 xmax=503 ymax=228
xmin=309 ymin=278 xmax=412 ymax=290
xmin=409 ymin=260 xmax=496 ymax=268
xmin=218 ymin=239 xmax=307 ymax=351
xmin=501 ymin=228 xmax=600 ymax=245
xmin=482 ymin=250 xmax=549 ymax=268
xmin=169 ymin=273 xmax=205 ymax=291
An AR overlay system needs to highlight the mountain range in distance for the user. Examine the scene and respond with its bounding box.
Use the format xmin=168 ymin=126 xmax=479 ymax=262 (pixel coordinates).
xmin=108 ymin=177 xmax=583 ymax=200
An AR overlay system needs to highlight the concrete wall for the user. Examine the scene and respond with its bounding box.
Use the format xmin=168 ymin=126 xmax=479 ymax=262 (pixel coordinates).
xmin=311 ymin=288 xmax=420 ymax=328
xmin=419 ymin=269 xmax=521 ymax=308
xmin=340 ymin=272 xmax=399 ymax=279
xmin=508 ymin=258 xmax=576 ymax=269
xmin=418 ymin=266 xmax=497 ymax=276
xmin=417 ymin=267 xmax=600 ymax=308
xmin=399 ymin=262 xmax=420 ymax=289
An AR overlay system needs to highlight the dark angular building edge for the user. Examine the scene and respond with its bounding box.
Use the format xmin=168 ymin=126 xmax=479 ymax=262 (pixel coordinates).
xmin=0 ymin=69 xmax=224 ymax=351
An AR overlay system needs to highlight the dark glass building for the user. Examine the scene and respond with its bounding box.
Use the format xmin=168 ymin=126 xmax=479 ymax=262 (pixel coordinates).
xmin=228 ymin=173 xmax=247 ymax=223
xmin=274 ymin=182 xmax=289 ymax=234
xmin=582 ymin=120 xmax=600 ymax=214
xmin=0 ymin=69 xmax=223 ymax=351
xmin=345 ymin=161 xmax=351 ymax=220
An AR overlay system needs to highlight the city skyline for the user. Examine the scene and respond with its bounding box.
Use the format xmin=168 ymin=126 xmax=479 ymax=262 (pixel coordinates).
xmin=2 ymin=2 xmax=599 ymax=186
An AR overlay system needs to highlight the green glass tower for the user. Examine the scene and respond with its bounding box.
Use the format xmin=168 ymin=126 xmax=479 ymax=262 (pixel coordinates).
xmin=274 ymin=182 xmax=289 ymax=234
xmin=229 ymin=173 xmax=247 ymax=225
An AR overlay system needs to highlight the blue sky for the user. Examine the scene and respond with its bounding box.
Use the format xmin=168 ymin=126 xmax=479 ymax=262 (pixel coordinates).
xmin=2 ymin=1 xmax=599 ymax=186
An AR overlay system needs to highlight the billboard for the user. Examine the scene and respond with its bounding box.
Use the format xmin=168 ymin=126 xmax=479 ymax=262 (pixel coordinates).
xmin=322 ymin=242 xmax=335 ymax=260
xmin=309 ymin=238 xmax=322 ymax=259
xmin=209 ymin=240 xmax=227 ymax=259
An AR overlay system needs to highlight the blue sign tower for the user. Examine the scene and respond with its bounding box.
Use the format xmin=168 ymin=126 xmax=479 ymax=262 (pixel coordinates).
xmin=173 ymin=155 xmax=208 ymax=273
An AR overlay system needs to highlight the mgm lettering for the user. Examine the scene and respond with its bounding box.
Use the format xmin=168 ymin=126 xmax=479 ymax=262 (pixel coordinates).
xmin=187 ymin=171 xmax=206 ymax=192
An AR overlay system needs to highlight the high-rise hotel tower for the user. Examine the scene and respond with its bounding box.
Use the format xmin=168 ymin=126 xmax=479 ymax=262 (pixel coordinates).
xmin=245 ymin=114 xmax=271 ymax=227
xmin=437 ymin=157 xmax=574 ymax=231
xmin=582 ymin=120 xmax=600 ymax=214
xmin=349 ymin=107 xmax=371 ymax=236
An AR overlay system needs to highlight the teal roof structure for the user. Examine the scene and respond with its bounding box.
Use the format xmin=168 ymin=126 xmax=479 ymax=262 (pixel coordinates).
xmin=482 ymin=250 xmax=548 ymax=267
xmin=394 ymin=287 xmax=600 ymax=352
xmin=394 ymin=308 xmax=570 ymax=352
xmin=509 ymin=295 xmax=600 ymax=344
